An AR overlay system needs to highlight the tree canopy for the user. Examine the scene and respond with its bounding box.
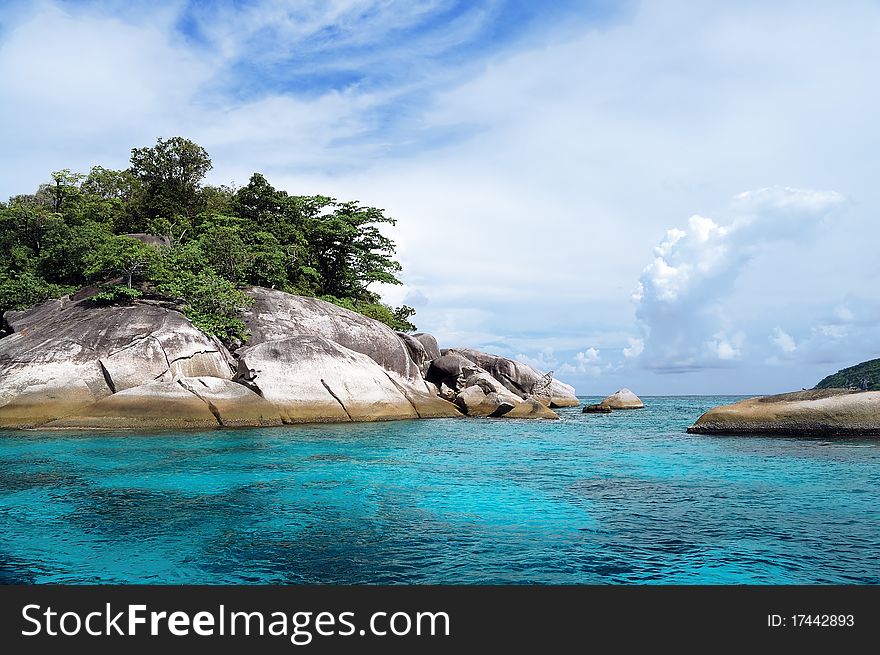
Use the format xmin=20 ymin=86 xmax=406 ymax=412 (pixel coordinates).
xmin=0 ymin=137 xmax=416 ymax=342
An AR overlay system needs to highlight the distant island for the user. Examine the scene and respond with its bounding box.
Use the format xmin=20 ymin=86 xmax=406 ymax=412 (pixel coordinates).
xmin=0 ymin=138 xmax=577 ymax=430
xmin=815 ymin=359 xmax=880 ymax=391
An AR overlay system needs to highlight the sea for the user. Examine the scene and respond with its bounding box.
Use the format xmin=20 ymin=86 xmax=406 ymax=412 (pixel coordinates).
xmin=1 ymin=396 xmax=878 ymax=584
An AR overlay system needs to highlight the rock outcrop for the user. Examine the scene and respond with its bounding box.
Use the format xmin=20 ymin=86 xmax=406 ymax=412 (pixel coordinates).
xmin=396 ymin=332 xmax=431 ymax=376
xmin=598 ymin=388 xmax=644 ymax=410
xmin=413 ymin=332 xmax=441 ymax=360
xmin=238 ymin=290 xmax=461 ymax=420
xmin=241 ymin=287 xmax=423 ymax=384
xmin=0 ymin=297 xmax=234 ymax=429
xmin=48 ymin=380 xmax=223 ymax=430
xmin=442 ymin=348 xmax=579 ymax=408
xmin=451 ymin=371 xmax=558 ymax=419
xmin=235 ymin=336 xmax=421 ymax=423
xmin=0 ymin=286 xmax=576 ymax=429
xmin=687 ymin=389 xmax=880 ymax=436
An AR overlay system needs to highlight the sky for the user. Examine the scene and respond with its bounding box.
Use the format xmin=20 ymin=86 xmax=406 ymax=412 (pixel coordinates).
xmin=1 ymin=0 xmax=878 ymax=395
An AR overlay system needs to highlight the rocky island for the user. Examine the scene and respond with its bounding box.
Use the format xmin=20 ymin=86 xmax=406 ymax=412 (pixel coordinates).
xmin=0 ymin=286 xmax=578 ymax=430
xmin=688 ymin=388 xmax=880 ymax=436
xmin=0 ymin=137 xmax=579 ymax=430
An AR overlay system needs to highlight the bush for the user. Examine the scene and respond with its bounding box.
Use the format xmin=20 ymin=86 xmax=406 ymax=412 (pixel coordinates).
xmin=90 ymin=285 xmax=143 ymax=305
xmin=157 ymin=271 xmax=253 ymax=343
xmin=0 ymin=273 xmax=74 ymax=315
xmin=320 ymin=295 xmax=416 ymax=332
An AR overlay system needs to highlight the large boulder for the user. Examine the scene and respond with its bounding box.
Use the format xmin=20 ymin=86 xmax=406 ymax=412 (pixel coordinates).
xmin=413 ymin=332 xmax=441 ymax=360
xmin=47 ymin=380 xmax=221 ymax=430
xmin=124 ymin=233 xmax=171 ymax=249
xmin=177 ymin=377 xmax=283 ymax=427
xmin=240 ymin=288 xmax=460 ymax=419
xmin=687 ymin=389 xmax=880 ymax=436
xmin=241 ymin=287 xmax=423 ymax=384
xmin=0 ymin=297 xmax=235 ymax=429
xmin=504 ymin=398 xmax=559 ymax=419
xmin=396 ymin=332 xmax=431 ymax=376
xmin=235 ymin=336 xmax=422 ymax=423
xmin=46 ymin=377 xmax=281 ymax=430
xmin=442 ymin=348 xmax=579 ymax=407
xmin=453 ymin=386 xmax=515 ymax=417
xmin=426 ymin=352 xmax=478 ymax=386
xmin=599 ymin=388 xmax=644 ymax=410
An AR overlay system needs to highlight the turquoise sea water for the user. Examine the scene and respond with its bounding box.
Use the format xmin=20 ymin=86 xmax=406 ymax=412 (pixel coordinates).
xmin=1 ymin=396 xmax=878 ymax=584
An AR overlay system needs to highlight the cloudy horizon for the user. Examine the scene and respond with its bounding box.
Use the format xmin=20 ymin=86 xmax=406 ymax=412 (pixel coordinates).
xmin=2 ymin=0 xmax=878 ymax=395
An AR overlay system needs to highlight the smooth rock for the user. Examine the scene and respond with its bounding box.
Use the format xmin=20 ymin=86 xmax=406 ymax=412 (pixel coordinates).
xmin=396 ymin=332 xmax=430 ymax=375
xmin=584 ymin=403 xmax=613 ymax=414
xmin=504 ymin=398 xmax=559 ymax=419
xmin=599 ymin=388 xmax=644 ymax=410
xmin=124 ymin=233 xmax=171 ymax=248
xmin=235 ymin=336 xmax=420 ymax=423
xmin=0 ymin=297 xmax=234 ymax=428
xmin=687 ymin=389 xmax=880 ymax=436
xmin=426 ymin=353 xmax=475 ymax=385
xmin=177 ymin=376 xmax=283 ymax=427
xmin=454 ymin=372 xmax=558 ymax=418
xmin=241 ymin=287 xmax=423 ymax=384
xmin=47 ymin=380 xmax=220 ymax=430
xmin=453 ymin=386 xmax=514 ymax=417
xmin=413 ymin=332 xmax=441 ymax=360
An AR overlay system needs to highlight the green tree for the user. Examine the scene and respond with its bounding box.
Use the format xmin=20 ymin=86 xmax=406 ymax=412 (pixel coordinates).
xmin=0 ymin=272 xmax=74 ymax=316
xmin=129 ymin=136 xmax=212 ymax=225
xmin=79 ymin=166 xmax=141 ymax=231
xmin=303 ymin=200 xmax=402 ymax=299
xmin=86 ymin=235 xmax=161 ymax=288
xmin=48 ymin=169 xmax=85 ymax=214
xmin=38 ymin=221 xmax=113 ymax=285
xmin=198 ymin=219 xmax=250 ymax=284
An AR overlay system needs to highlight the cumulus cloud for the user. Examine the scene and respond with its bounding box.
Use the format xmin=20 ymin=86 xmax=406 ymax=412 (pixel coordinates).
xmin=623 ymin=338 xmax=644 ymax=359
xmin=632 ymin=187 xmax=844 ymax=372
xmin=556 ymin=347 xmax=612 ymax=378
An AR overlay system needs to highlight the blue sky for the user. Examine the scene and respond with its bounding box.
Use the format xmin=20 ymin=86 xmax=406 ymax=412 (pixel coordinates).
xmin=1 ymin=0 xmax=878 ymax=395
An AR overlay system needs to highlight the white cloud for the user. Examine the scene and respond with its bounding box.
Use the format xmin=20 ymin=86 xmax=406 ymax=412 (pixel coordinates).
xmin=581 ymin=347 xmax=600 ymax=363
xmin=633 ymin=186 xmax=843 ymax=372
xmin=771 ymin=327 xmax=797 ymax=354
xmin=623 ymin=338 xmax=644 ymax=359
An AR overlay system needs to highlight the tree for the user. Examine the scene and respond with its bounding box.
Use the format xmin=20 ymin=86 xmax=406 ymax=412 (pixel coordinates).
xmin=0 ymin=137 xmax=418 ymax=333
xmin=0 ymin=272 xmax=74 ymax=316
xmin=38 ymin=220 xmax=113 ymax=285
xmin=80 ymin=166 xmax=141 ymax=231
xmin=303 ymin=199 xmax=402 ymax=299
xmin=86 ymin=235 xmax=161 ymax=288
xmin=198 ymin=218 xmax=250 ymax=284
xmin=129 ymin=136 xmax=212 ymax=224
xmin=48 ymin=169 xmax=85 ymax=214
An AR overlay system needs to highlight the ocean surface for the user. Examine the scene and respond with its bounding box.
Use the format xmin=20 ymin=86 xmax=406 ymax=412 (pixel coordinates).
xmin=1 ymin=396 xmax=878 ymax=584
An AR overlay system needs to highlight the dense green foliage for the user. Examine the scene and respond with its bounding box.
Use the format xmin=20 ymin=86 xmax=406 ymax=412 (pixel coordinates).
xmin=815 ymin=359 xmax=880 ymax=391
xmin=0 ymin=137 xmax=416 ymax=341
